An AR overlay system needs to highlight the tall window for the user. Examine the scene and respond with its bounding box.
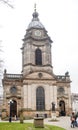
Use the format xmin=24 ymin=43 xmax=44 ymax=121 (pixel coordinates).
xmin=36 ymin=87 xmax=45 ymax=111
xmin=35 ymin=49 xmax=42 ymax=65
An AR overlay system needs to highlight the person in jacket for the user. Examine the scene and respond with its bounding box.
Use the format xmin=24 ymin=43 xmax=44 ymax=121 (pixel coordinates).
xmin=70 ymin=112 xmax=75 ymax=128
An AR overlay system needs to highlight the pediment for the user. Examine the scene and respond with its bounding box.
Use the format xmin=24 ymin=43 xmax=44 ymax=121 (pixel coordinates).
xmin=25 ymin=72 xmax=55 ymax=80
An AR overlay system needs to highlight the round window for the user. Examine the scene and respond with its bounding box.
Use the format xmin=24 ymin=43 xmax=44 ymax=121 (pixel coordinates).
xmin=10 ymin=86 xmax=17 ymax=94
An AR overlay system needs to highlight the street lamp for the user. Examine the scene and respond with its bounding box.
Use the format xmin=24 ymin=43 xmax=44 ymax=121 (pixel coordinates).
xmin=8 ymin=100 xmax=13 ymax=122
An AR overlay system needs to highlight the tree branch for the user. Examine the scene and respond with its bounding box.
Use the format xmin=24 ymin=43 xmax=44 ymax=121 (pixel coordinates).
xmin=0 ymin=0 xmax=14 ymax=8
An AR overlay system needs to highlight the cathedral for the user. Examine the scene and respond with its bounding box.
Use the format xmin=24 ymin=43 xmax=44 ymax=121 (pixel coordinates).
xmin=2 ymin=7 xmax=72 ymax=119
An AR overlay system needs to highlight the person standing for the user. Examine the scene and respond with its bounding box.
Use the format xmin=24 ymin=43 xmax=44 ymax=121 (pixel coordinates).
xmin=70 ymin=112 xmax=75 ymax=128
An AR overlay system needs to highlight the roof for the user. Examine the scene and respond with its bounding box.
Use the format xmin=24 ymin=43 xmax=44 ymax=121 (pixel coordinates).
xmin=27 ymin=10 xmax=45 ymax=29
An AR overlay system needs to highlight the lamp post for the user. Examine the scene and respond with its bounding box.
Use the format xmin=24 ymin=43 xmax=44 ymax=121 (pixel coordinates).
xmin=8 ymin=100 xmax=13 ymax=122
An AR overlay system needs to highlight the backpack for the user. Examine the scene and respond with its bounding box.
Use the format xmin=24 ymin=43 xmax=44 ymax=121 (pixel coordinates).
xmin=71 ymin=116 xmax=75 ymax=121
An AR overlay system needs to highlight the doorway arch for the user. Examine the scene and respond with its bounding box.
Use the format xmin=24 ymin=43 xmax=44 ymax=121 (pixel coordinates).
xmin=10 ymin=100 xmax=17 ymax=117
xmin=59 ymin=100 xmax=66 ymax=116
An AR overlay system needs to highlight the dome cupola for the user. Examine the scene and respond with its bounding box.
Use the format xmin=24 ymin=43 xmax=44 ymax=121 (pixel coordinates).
xmin=27 ymin=4 xmax=45 ymax=29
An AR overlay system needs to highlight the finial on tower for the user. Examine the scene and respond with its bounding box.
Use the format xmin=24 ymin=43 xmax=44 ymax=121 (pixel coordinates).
xmin=32 ymin=3 xmax=39 ymax=20
xmin=34 ymin=3 xmax=36 ymax=12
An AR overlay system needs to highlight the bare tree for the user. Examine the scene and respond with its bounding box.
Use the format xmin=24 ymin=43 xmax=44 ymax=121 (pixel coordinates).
xmin=0 ymin=1 xmax=13 ymax=95
xmin=0 ymin=0 xmax=14 ymax=8
xmin=0 ymin=41 xmax=3 ymax=95
xmin=0 ymin=0 xmax=13 ymax=75
xmin=0 ymin=41 xmax=3 ymax=75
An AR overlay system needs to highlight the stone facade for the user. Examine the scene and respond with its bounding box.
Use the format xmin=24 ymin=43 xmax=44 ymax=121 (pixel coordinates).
xmin=2 ymin=9 xmax=72 ymax=118
xmin=71 ymin=93 xmax=78 ymax=113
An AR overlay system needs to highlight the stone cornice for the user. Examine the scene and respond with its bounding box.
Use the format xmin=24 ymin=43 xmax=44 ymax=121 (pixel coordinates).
xmin=57 ymin=94 xmax=69 ymax=99
xmin=23 ymin=79 xmax=57 ymax=85
xmin=23 ymin=35 xmax=52 ymax=43
xmin=6 ymin=95 xmax=22 ymax=99
xmin=23 ymin=63 xmax=52 ymax=68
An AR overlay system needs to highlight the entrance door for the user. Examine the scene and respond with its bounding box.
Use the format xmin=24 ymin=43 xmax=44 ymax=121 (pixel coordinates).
xmin=10 ymin=100 xmax=17 ymax=117
xmin=59 ymin=100 xmax=66 ymax=116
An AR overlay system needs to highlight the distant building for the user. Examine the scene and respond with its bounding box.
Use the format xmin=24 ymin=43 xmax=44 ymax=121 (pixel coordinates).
xmin=2 ymin=7 xmax=72 ymax=118
xmin=71 ymin=93 xmax=78 ymax=113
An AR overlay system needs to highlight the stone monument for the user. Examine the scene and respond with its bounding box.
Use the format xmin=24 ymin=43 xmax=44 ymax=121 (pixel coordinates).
xmin=51 ymin=102 xmax=56 ymax=120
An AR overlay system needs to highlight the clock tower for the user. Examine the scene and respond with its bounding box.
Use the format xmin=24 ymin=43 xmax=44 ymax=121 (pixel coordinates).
xmin=22 ymin=8 xmax=53 ymax=76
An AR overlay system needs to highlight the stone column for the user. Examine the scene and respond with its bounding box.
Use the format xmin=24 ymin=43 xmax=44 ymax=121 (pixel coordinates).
xmin=27 ymin=85 xmax=32 ymax=109
xmin=23 ymin=84 xmax=28 ymax=108
xmin=51 ymin=86 xmax=57 ymax=120
xmin=53 ymin=86 xmax=57 ymax=108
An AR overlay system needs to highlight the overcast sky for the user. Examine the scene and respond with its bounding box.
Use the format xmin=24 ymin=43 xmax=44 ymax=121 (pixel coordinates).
xmin=0 ymin=0 xmax=78 ymax=94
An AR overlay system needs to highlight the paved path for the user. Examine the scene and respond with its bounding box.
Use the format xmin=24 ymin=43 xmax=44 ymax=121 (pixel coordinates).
xmin=45 ymin=117 xmax=78 ymax=130
xmin=25 ymin=116 xmax=78 ymax=130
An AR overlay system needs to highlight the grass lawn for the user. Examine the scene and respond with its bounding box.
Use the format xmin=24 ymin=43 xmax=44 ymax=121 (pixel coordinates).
xmin=0 ymin=122 xmax=65 ymax=130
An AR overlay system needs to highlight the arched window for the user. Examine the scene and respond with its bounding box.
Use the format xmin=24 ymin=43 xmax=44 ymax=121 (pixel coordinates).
xmin=35 ymin=49 xmax=42 ymax=65
xmin=58 ymin=87 xmax=65 ymax=94
xmin=36 ymin=87 xmax=45 ymax=111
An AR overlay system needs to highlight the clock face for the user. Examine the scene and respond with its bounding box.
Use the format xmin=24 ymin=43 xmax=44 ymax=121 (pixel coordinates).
xmin=34 ymin=30 xmax=41 ymax=36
